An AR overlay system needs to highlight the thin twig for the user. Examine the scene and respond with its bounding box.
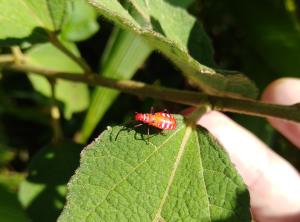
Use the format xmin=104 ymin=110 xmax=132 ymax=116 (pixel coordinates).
xmin=48 ymin=32 xmax=92 ymax=74
xmin=48 ymin=78 xmax=63 ymax=143
xmin=2 ymin=62 xmax=300 ymax=123
xmin=11 ymin=46 xmax=24 ymax=64
xmin=0 ymin=54 xmax=15 ymax=63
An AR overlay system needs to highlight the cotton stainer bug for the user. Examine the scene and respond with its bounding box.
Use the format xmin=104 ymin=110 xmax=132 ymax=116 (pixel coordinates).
xmin=116 ymin=108 xmax=176 ymax=141
xmin=134 ymin=108 xmax=177 ymax=130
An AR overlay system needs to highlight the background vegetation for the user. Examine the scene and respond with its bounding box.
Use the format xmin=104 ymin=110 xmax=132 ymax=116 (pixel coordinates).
xmin=0 ymin=0 xmax=299 ymax=221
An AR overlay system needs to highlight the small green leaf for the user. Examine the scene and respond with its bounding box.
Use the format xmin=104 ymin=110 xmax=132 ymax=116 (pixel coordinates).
xmin=0 ymin=0 xmax=67 ymax=46
xmin=26 ymin=42 xmax=89 ymax=119
xmin=61 ymin=0 xmax=99 ymax=42
xmin=59 ymin=116 xmax=251 ymax=221
xmin=88 ymin=0 xmax=257 ymax=98
xmin=19 ymin=141 xmax=82 ymax=222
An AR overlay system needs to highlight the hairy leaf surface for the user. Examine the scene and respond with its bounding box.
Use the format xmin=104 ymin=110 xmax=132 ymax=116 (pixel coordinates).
xmin=88 ymin=0 xmax=257 ymax=98
xmin=59 ymin=116 xmax=251 ymax=221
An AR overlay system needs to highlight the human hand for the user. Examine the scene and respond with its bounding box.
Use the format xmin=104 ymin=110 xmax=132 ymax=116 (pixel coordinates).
xmin=197 ymin=78 xmax=300 ymax=222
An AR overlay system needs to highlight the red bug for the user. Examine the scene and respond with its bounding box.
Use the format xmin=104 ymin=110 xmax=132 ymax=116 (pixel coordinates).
xmin=134 ymin=109 xmax=177 ymax=130
xmin=116 ymin=108 xmax=176 ymax=141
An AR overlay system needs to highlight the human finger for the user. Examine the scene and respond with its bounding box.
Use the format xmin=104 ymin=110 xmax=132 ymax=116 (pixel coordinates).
xmin=198 ymin=111 xmax=300 ymax=222
xmin=262 ymin=78 xmax=300 ymax=148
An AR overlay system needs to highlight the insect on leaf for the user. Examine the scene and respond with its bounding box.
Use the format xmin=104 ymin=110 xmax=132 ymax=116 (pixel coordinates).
xmin=59 ymin=115 xmax=251 ymax=222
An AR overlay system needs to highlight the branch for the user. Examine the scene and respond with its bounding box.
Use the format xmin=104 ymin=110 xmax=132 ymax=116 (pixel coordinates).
xmin=2 ymin=62 xmax=300 ymax=123
xmin=48 ymin=32 xmax=92 ymax=74
xmin=11 ymin=46 xmax=24 ymax=64
xmin=0 ymin=54 xmax=15 ymax=63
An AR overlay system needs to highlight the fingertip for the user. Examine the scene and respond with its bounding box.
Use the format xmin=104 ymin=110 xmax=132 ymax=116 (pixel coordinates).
xmin=197 ymin=111 xmax=271 ymax=186
xmin=262 ymin=78 xmax=300 ymax=104
xmin=261 ymin=78 xmax=300 ymax=147
xmin=197 ymin=111 xmax=300 ymax=220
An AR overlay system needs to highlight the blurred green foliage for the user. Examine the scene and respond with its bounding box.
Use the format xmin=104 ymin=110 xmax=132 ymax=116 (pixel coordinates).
xmin=0 ymin=0 xmax=299 ymax=221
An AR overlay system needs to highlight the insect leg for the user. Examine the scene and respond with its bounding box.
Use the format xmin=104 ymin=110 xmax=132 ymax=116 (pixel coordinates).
xmin=115 ymin=125 xmax=130 ymax=141
xmin=134 ymin=123 xmax=144 ymax=128
xmin=150 ymin=106 xmax=154 ymax=114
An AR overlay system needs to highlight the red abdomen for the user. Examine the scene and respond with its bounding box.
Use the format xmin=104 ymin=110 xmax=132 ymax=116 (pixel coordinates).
xmin=135 ymin=112 xmax=176 ymax=130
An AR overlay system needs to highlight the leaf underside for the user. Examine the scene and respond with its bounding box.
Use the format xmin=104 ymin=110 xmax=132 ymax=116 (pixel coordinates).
xmin=0 ymin=0 xmax=67 ymax=46
xmin=59 ymin=116 xmax=251 ymax=222
xmin=88 ymin=0 xmax=258 ymax=99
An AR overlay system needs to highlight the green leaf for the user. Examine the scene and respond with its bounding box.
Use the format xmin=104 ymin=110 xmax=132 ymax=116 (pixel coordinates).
xmin=0 ymin=0 xmax=67 ymax=46
xmin=78 ymin=27 xmax=152 ymax=142
xmin=0 ymin=185 xmax=29 ymax=222
xmin=88 ymin=0 xmax=257 ymax=98
xmin=19 ymin=141 xmax=82 ymax=222
xmin=59 ymin=116 xmax=251 ymax=221
xmin=0 ymin=170 xmax=25 ymax=192
xmin=61 ymin=0 xmax=99 ymax=42
xmin=26 ymin=42 xmax=89 ymax=119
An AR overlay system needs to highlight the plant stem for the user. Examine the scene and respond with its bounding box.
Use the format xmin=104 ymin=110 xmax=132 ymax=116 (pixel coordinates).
xmin=0 ymin=54 xmax=15 ymax=63
xmin=48 ymin=32 xmax=92 ymax=74
xmin=48 ymin=78 xmax=63 ymax=143
xmin=10 ymin=46 xmax=24 ymax=64
xmin=2 ymin=62 xmax=300 ymax=123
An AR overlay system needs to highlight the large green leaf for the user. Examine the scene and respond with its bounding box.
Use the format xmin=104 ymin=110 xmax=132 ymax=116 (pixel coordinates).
xmin=26 ymin=42 xmax=89 ymax=119
xmin=88 ymin=0 xmax=257 ymax=99
xmin=61 ymin=0 xmax=99 ymax=42
xmin=0 ymin=0 xmax=67 ymax=46
xmin=59 ymin=116 xmax=251 ymax=221
xmin=18 ymin=141 xmax=82 ymax=222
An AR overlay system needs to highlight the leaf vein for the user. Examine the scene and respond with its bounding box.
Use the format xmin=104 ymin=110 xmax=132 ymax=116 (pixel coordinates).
xmin=152 ymin=126 xmax=192 ymax=221
xmin=84 ymin=126 xmax=184 ymax=220
xmin=18 ymin=0 xmax=45 ymax=27
xmin=195 ymin=131 xmax=212 ymax=221
xmin=203 ymin=168 xmax=240 ymax=188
